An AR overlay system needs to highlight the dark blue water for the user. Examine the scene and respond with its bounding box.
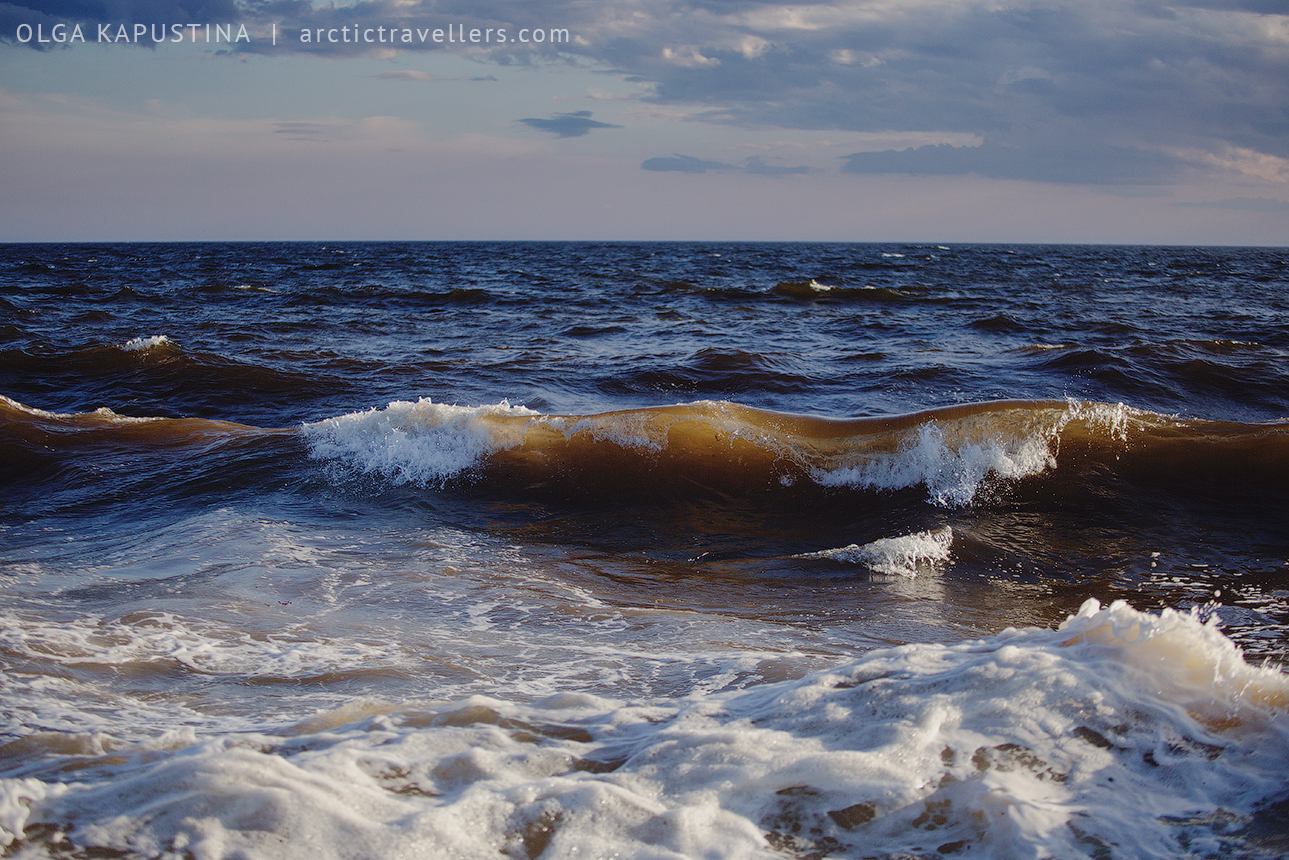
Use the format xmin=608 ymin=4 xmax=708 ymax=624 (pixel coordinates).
xmin=1 ymin=242 xmax=1287 ymax=859
xmin=5 ymin=242 xmax=1287 ymax=423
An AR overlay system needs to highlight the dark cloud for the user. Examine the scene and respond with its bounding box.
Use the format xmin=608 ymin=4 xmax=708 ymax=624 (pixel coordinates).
xmin=1 ymin=0 xmax=239 ymax=48
xmin=743 ymin=156 xmax=811 ymax=176
xmin=519 ymin=110 xmax=620 ymax=138
xmin=585 ymin=0 xmax=1289 ymax=185
xmin=375 ymin=70 xmax=497 ymax=81
xmin=641 ymin=154 xmax=811 ymax=176
xmin=5 ymin=0 xmax=1286 ymax=186
xmin=641 ymin=154 xmax=733 ymax=173
xmin=1173 ymin=197 xmax=1289 ymax=212
xmin=3 ymin=0 xmax=237 ymax=25
xmin=273 ymin=121 xmax=332 ymax=141
xmin=1172 ymin=0 xmax=1289 ymax=11
xmin=840 ymin=141 xmax=1189 ymax=185
xmin=10 ymin=0 xmax=108 ymax=19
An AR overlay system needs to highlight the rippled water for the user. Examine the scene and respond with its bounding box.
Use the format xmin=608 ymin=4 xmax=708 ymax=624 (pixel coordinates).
xmin=1 ymin=242 xmax=1287 ymax=859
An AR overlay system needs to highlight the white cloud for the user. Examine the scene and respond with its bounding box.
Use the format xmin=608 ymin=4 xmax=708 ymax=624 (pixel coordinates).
xmin=378 ymin=70 xmax=433 ymax=81
xmin=738 ymin=35 xmax=770 ymax=59
xmin=1186 ymin=145 xmax=1289 ymax=183
xmin=660 ymin=46 xmax=720 ymax=67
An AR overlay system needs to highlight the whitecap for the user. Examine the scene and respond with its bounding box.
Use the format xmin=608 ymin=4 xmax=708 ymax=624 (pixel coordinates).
xmin=795 ymin=526 xmax=953 ymax=577
xmin=121 ymin=335 xmax=173 ymax=351
xmin=302 ymin=398 xmax=540 ymax=486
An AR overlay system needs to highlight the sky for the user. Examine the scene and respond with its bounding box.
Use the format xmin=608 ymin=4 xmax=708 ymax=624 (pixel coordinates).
xmin=1 ymin=0 xmax=1287 ymax=243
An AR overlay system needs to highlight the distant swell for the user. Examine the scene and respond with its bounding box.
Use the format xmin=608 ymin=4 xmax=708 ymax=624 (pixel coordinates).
xmin=0 ymin=395 xmax=294 ymax=497
xmin=0 ymin=338 xmax=342 ymax=422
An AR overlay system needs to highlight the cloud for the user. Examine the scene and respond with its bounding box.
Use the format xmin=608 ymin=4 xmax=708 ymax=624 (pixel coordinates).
xmin=641 ymin=154 xmax=734 ymax=173
xmin=1 ymin=0 xmax=240 ymax=43
xmin=579 ymin=0 xmax=1289 ymax=186
xmin=840 ymin=141 xmax=1190 ymax=185
xmin=376 ymin=70 xmax=497 ymax=82
xmin=1173 ymin=197 xmax=1289 ymax=212
xmin=273 ymin=121 xmax=331 ymax=141
xmin=641 ymin=154 xmax=811 ymax=175
xmin=743 ymin=156 xmax=811 ymax=176
xmin=519 ymin=110 xmax=621 ymax=138
xmin=6 ymin=0 xmax=1288 ymax=187
xmin=661 ymin=46 xmax=719 ymax=67
xmin=378 ymin=70 xmax=433 ymax=81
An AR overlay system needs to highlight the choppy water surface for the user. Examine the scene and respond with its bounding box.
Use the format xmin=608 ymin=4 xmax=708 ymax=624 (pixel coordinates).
xmin=1 ymin=242 xmax=1287 ymax=859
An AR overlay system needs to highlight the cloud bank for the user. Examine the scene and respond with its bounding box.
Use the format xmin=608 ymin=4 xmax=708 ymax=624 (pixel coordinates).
xmin=5 ymin=0 xmax=1288 ymax=186
xmin=641 ymin=154 xmax=812 ymax=175
xmin=519 ymin=110 xmax=621 ymax=137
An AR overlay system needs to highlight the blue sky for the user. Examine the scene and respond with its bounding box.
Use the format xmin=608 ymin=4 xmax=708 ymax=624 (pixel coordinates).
xmin=2 ymin=0 xmax=1287 ymax=243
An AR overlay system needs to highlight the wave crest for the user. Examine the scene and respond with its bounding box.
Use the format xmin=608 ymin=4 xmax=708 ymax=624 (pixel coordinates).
xmin=303 ymin=398 xmax=541 ymax=485
xmin=301 ymin=398 xmax=1166 ymax=505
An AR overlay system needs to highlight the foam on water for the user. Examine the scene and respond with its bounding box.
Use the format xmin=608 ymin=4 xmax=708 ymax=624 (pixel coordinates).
xmin=0 ymin=610 xmax=408 ymax=742
xmin=812 ymin=417 xmax=1054 ymax=505
xmin=794 ymin=527 xmax=954 ymax=576
xmin=302 ymin=398 xmax=1152 ymax=506
xmin=813 ymin=399 xmax=1137 ymax=505
xmin=121 ymin=335 xmax=174 ymax=352
xmin=303 ymin=398 xmax=540 ymax=485
xmin=0 ymin=611 xmax=398 ymax=680
xmin=3 ymin=600 xmax=1285 ymax=859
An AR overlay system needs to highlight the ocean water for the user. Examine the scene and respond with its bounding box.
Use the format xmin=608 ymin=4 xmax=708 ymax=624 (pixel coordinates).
xmin=0 ymin=241 xmax=1287 ymax=859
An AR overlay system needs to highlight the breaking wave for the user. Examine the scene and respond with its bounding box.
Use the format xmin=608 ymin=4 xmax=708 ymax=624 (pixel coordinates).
xmin=302 ymin=397 xmax=1289 ymax=505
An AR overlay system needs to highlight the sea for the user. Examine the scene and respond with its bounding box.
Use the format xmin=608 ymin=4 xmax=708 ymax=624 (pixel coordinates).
xmin=0 ymin=241 xmax=1287 ymax=860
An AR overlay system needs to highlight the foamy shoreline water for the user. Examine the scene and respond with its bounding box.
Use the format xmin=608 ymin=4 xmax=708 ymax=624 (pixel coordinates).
xmin=1 ymin=600 xmax=1285 ymax=859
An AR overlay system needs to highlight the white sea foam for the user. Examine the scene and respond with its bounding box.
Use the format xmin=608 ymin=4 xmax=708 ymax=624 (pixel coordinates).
xmin=795 ymin=526 xmax=953 ymax=577
xmin=121 ymin=335 xmax=172 ymax=351
xmin=814 ymin=400 xmax=1143 ymax=506
xmin=2 ymin=600 xmax=1284 ymax=859
xmin=303 ymin=398 xmax=539 ymax=485
xmin=0 ymin=610 xmax=409 ymax=743
xmin=0 ymin=611 xmax=398 ymax=679
xmin=814 ymin=419 xmax=1057 ymax=506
